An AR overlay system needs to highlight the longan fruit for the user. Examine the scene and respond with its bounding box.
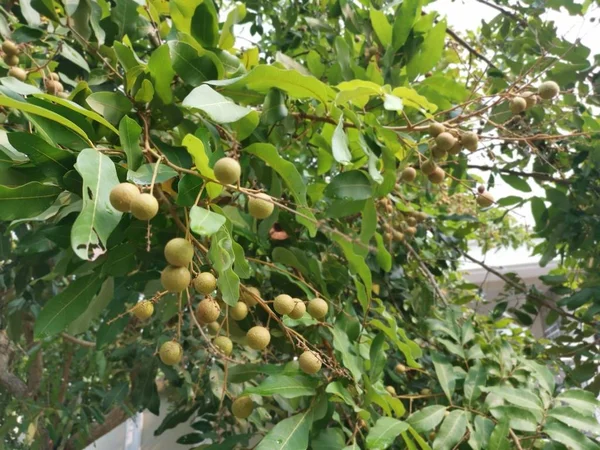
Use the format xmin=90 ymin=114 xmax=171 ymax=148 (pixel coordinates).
xmin=477 ymin=185 xmax=485 ymax=194
xmin=131 ymin=300 xmax=154 ymax=320
xmin=307 ymin=298 xmax=328 ymax=320
xmin=248 ymin=193 xmax=274 ymax=219
xmin=232 ymin=396 xmax=253 ymax=419
xmin=404 ymin=226 xmax=417 ymax=237
xmin=274 ymin=294 xmax=294 ymax=315
xmin=510 ymin=96 xmax=527 ymax=115
xmin=435 ymin=132 xmax=456 ymax=151
xmin=241 ymin=286 xmax=260 ymax=307
xmin=246 ymin=326 xmax=270 ymax=350
xmin=159 ymin=341 xmax=182 ymax=365
xmin=230 ymin=302 xmax=248 ymax=321
xmin=2 ymin=40 xmax=18 ymax=56
xmin=196 ymin=298 xmax=221 ymax=324
xmin=448 ymin=140 xmax=462 ymax=156
xmin=193 ymin=272 xmax=217 ymax=294
xmin=538 ymin=81 xmax=559 ymax=100
xmin=298 ymin=350 xmax=322 ymax=374
xmin=288 ymin=299 xmax=306 ymax=320
xmin=428 ymin=121 xmax=445 ymax=137
xmin=400 ymin=167 xmax=417 ymax=182
xmin=415 ymin=212 xmax=427 ymax=222
xmin=164 ymin=237 xmax=194 ymax=267
xmin=131 ymin=193 xmax=159 ymax=220
xmin=395 ymin=363 xmax=407 ymax=374
xmin=461 ymin=131 xmax=479 ymax=152
xmin=428 ymin=167 xmax=445 ymax=184
xmin=214 ymin=336 xmax=233 ymax=356
xmin=49 ymin=72 xmax=60 ymax=81
xmin=160 ymin=265 xmax=191 ymax=292
xmin=206 ymin=321 xmax=220 ymax=336
xmin=476 ymin=191 xmax=494 ymax=208
xmin=393 ymin=230 xmax=405 ymax=242
xmin=3 ymin=54 xmax=19 ymax=66
xmin=45 ymin=79 xmax=63 ymax=94
xmin=420 ymin=159 xmax=437 ymax=176
xmin=431 ymin=145 xmax=447 ymax=160
xmin=7 ymin=67 xmax=26 ymax=81
xmin=109 ymin=183 xmax=140 ymax=212
xmin=213 ymin=157 xmax=241 ymax=185
xmin=386 ymin=386 xmax=396 ymax=395
xmin=521 ymin=91 xmax=538 ymax=108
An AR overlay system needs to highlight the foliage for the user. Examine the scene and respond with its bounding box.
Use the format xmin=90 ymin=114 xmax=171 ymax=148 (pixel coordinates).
xmin=0 ymin=0 xmax=599 ymax=449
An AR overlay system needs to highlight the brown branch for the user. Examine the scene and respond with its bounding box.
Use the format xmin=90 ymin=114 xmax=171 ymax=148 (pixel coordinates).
xmin=509 ymin=429 xmax=525 ymax=450
xmin=474 ymin=0 xmax=528 ymax=27
xmin=60 ymin=332 xmax=96 ymax=348
xmin=444 ymin=26 xmax=502 ymax=73
xmin=458 ymin=163 xmax=571 ymax=185
xmin=65 ymin=407 xmax=128 ymax=450
xmin=0 ymin=330 xmax=29 ymax=397
xmin=58 ymin=347 xmax=74 ymax=404
xmin=404 ymin=241 xmax=449 ymax=306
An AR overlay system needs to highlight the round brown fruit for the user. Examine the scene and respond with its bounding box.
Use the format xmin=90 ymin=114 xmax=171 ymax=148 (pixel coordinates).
xmin=248 ymin=193 xmax=274 ymax=219
xmin=288 ymin=299 xmax=306 ymax=320
xmin=160 ymin=265 xmax=191 ymax=292
xmin=406 ymin=217 xmax=417 ymax=227
xmin=400 ymin=167 xmax=417 ymax=182
xmin=241 ymin=286 xmax=260 ymax=307
xmin=130 ymin=193 xmax=159 ymax=220
xmin=307 ymin=298 xmax=328 ymax=320
xmin=2 ymin=40 xmax=19 ymax=56
xmin=431 ymin=145 xmax=447 ymax=160
xmin=538 ymin=81 xmax=559 ymax=100
xmin=132 ymin=300 xmax=154 ymax=320
xmin=448 ymin=140 xmax=462 ymax=156
xmin=45 ymin=79 xmax=63 ymax=94
xmin=7 ymin=67 xmax=26 ymax=81
xmin=415 ymin=212 xmax=428 ymax=222
xmin=428 ymin=121 xmax=445 ymax=137
xmin=206 ymin=321 xmax=220 ymax=336
xmin=404 ymin=226 xmax=417 ymax=237
xmin=510 ymin=96 xmax=527 ymax=115
xmin=232 ymin=396 xmax=253 ymax=419
xmin=477 ymin=185 xmax=485 ymax=194
xmin=461 ymin=131 xmax=479 ymax=152
xmin=230 ymin=302 xmax=248 ymax=321
xmin=164 ymin=237 xmax=194 ymax=267
xmin=420 ymin=388 xmax=431 ymax=395
xmin=521 ymin=91 xmax=538 ymax=108
xmin=428 ymin=167 xmax=445 ymax=184
xmin=3 ymin=54 xmax=19 ymax=66
xmin=213 ymin=336 xmax=233 ymax=356
xmin=213 ymin=157 xmax=241 ymax=185
xmin=393 ymin=230 xmax=405 ymax=242
xmin=246 ymin=326 xmax=270 ymax=350
xmin=49 ymin=72 xmax=60 ymax=81
xmin=193 ymin=272 xmax=217 ymax=294
xmin=435 ymin=132 xmax=456 ymax=151
xmin=420 ymin=159 xmax=437 ymax=176
xmin=395 ymin=363 xmax=407 ymax=374
xmin=274 ymin=294 xmax=295 ymax=315
xmin=299 ymin=350 xmax=322 ymax=374
xmin=109 ymin=183 xmax=140 ymax=212
xmin=196 ymin=298 xmax=221 ymax=324
xmin=159 ymin=341 xmax=182 ymax=365
xmin=385 ymin=386 xmax=396 ymax=395
xmin=476 ymin=191 xmax=495 ymax=208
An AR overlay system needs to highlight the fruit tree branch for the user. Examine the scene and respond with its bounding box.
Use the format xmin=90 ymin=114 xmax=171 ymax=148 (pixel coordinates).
xmin=0 ymin=330 xmax=29 ymax=397
xmin=474 ymin=0 xmax=528 ymax=27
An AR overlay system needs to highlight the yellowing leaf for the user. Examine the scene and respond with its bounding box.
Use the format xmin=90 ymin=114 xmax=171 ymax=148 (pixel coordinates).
xmin=182 ymin=134 xmax=222 ymax=199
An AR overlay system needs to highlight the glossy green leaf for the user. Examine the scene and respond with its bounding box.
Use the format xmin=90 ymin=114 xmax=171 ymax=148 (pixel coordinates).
xmin=464 ymin=362 xmax=486 ymax=404
xmin=547 ymin=406 xmax=600 ymax=434
xmin=61 ymin=42 xmax=90 ymax=72
xmin=407 ymin=406 xmax=447 ymax=433
xmin=148 ymin=44 xmax=175 ymax=104
xmin=366 ymin=417 xmax=409 ymax=450
xmin=261 ymin=88 xmax=288 ymax=125
xmin=126 ymin=163 xmax=178 ymax=185
xmin=255 ymin=408 xmax=314 ymax=450
xmin=7 ymin=132 xmax=75 ymax=179
xmin=392 ymin=0 xmax=422 ymax=50
xmin=433 ymin=410 xmax=467 ymax=450
xmin=484 ymin=386 xmax=543 ymax=414
xmin=431 ymin=352 xmax=455 ymax=401
xmin=407 ymin=19 xmax=447 ymax=79
xmin=332 ymin=117 xmax=352 ymax=165
xmin=501 ymin=174 xmax=532 ymax=192
xmin=182 ymin=84 xmax=251 ymax=123
xmin=219 ymin=3 xmax=246 ymax=50
xmin=118 ymin=116 xmax=143 ymax=171
xmin=244 ymin=375 xmax=318 ymax=399
xmin=325 ymin=171 xmax=372 ymax=200
xmin=487 ymin=419 xmax=510 ymax=450
xmin=170 ymin=0 xmax=202 ymax=34
xmin=67 ymin=277 xmax=114 ymax=335
xmin=168 ymin=41 xmax=221 ymax=87
xmin=86 ymin=92 xmax=133 ymax=125
xmin=190 ymin=206 xmax=226 ymax=236
xmin=544 ymin=419 xmax=600 ymax=450
xmin=489 ymin=406 xmax=537 ymax=432
xmin=0 ymin=182 xmax=62 ymax=220
xmin=182 ymin=134 xmax=222 ymax=199
xmin=556 ymin=389 xmax=600 ymax=414
xmin=370 ymin=7 xmax=392 ymax=47
xmin=190 ymin=2 xmax=218 ymax=47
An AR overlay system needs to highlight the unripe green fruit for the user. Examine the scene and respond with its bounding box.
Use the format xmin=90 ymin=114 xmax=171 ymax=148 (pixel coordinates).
xmin=428 ymin=167 xmax=445 ymax=184
xmin=400 ymin=167 xmax=417 ymax=182
xmin=461 ymin=131 xmax=479 ymax=152
xmin=510 ymin=96 xmax=527 ymax=115
xmin=428 ymin=121 xmax=445 ymax=137
xmin=299 ymin=350 xmax=322 ymax=374
xmin=159 ymin=341 xmax=182 ymax=365
xmin=538 ymin=81 xmax=559 ymax=100
xmin=160 ymin=265 xmax=191 ymax=292
xmin=274 ymin=294 xmax=294 ymax=315
xmin=435 ymin=132 xmax=456 ymax=151
xmin=404 ymin=226 xmax=417 ymax=237
xmin=196 ymin=298 xmax=221 ymax=324
xmin=395 ymin=363 xmax=407 ymax=374
xmin=45 ymin=79 xmax=63 ymax=94
xmin=307 ymin=298 xmax=328 ymax=320
xmin=385 ymin=385 xmax=396 ymax=395
xmin=164 ymin=238 xmax=194 ymax=267
xmin=248 ymin=193 xmax=274 ymax=219
xmin=193 ymin=272 xmax=217 ymax=294
xmin=207 ymin=321 xmax=220 ymax=336
xmin=288 ymin=299 xmax=306 ymax=320
xmin=230 ymin=302 xmax=248 ymax=321
xmin=213 ymin=157 xmax=241 ymax=184
xmin=131 ymin=193 xmax=159 ymax=220
xmin=232 ymin=396 xmax=253 ymax=419
xmin=241 ymin=286 xmax=260 ymax=307
xmin=420 ymin=159 xmax=437 ymax=176
xmin=132 ymin=300 xmax=154 ymax=320
xmin=7 ymin=67 xmax=26 ymax=81
xmin=2 ymin=40 xmax=18 ymax=56
xmin=214 ymin=336 xmax=233 ymax=356
xmin=521 ymin=91 xmax=538 ymax=108
xmin=3 ymin=54 xmax=19 ymax=66
xmin=476 ymin=191 xmax=494 ymax=208
xmin=109 ymin=183 xmax=140 ymax=212
xmin=246 ymin=326 xmax=270 ymax=350
xmin=420 ymin=388 xmax=431 ymax=395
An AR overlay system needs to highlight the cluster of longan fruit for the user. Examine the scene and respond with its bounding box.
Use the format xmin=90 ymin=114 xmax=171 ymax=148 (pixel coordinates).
xmin=109 ymin=183 xmax=159 ymax=220
xmin=509 ymin=80 xmax=559 ymax=115
xmin=380 ymin=199 xmax=427 ymax=243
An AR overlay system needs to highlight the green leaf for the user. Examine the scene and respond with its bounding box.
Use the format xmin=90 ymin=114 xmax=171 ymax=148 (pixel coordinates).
xmin=468 ymin=416 xmax=495 ymax=450
xmin=190 ymin=2 xmax=218 ymax=47
xmin=86 ymin=92 xmax=133 ymax=125
xmin=261 ymin=88 xmax=288 ymax=125
xmin=71 ymin=148 xmax=122 ymax=260
xmin=0 ymin=95 xmax=91 ymax=144
xmin=255 ymin=408 xmax=314 ymax=450
xmin=176 ymin=174 xmax=202 ymax=207
xmin=119 ymin=117 xmax=143 ymax=171
xmin=228 ymin=364 xmax=283 ymax=383
xmin=392 ymin=0 xmax=422 ymax=50
xmin=408 ymin=427 xmax=433 ymax=450
xmin=489 ymin=406 xmax=537 ymax=432
xmin=407 ymin=406 xmax=447 ymax=433
xmin=126 ymin=163 xmax=178 ymax=185
xmin=433 ymin=410 xmax=468 ymax=450
xmin=547 ymin=406 xmax=600 ymax=434
xmin=67 ymin=277 xmax=114 ymax=335
xmin=522 ymin=359 xmax=555 ymax=394
xmin=331 ymin=117 xmax=352 ymax=165
xmin=544 ymin=419 xmax=600 ymax=450
xmin=325 ymin=171 xmax=372 ymax=200
xmin=61 ymin=42 xmax=90 ymax=72
xmin=190 ymin=206 xmax=226 ymax=236
xmin=219 ymin=3 xmax=246 ymax=50
xmin=244 ymin=375 xmax=318 ymax=399
xmin=464 ymin=362 xmax=486 ymax=404
xmin=182 ymin=134 xmax=222 ymax=199
xmin=7 ymin=132 xmax=75 ymax=179
xmin=34 ymin=272 xmax=104 ymax=339
xmin=488 ymin=419 xmax=510 ymax=450
xmin=407 ymin=19 xmax=447 ymax=79
xmin=170 ymin=0 xmax=202 ymax=34
xmin=244 ymin=143 xmax=317 ymax=236
xmin=336 ymin=80 xmax=382 ymax=107
xmin=369 ymin=333 xmax=386 ymax=381
xmin=392 ymin=87 xmax=438 ymax=112
xmin=148 ymin=44 xmax=175 ymax=104
xmin=431 ymin=352 xmax=455 ymax=401
xmin=366 ymin=417 xmax=409 ymax=450
xmin=556 ymin=389 xmax=600 ymax=414
xmin=31 ymin=0 xmax=59 ymax=21
xmin=501 ymin=174 xmax=532 ymax=193
xmin=182 ymin=84 xmax=251 ymax=123
xmin=484 ymin=386 xmax=543 ymax=414
xmin=112 ymin=0 xmax=147 ymax=39
xmin=101 ymin=243 xmax=137 ymax=277
xmin=370 ymin=7 xmax=392 ymax=47
xmin=134 ymin=79 xmax=154 ymax=103
xmin=312 ymin=428 xmax=346 ymax=450
xmin=168 ymin=41 xmax=221 ymax=87
xmin=0 ymin=182 xmax=63 ymax=220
